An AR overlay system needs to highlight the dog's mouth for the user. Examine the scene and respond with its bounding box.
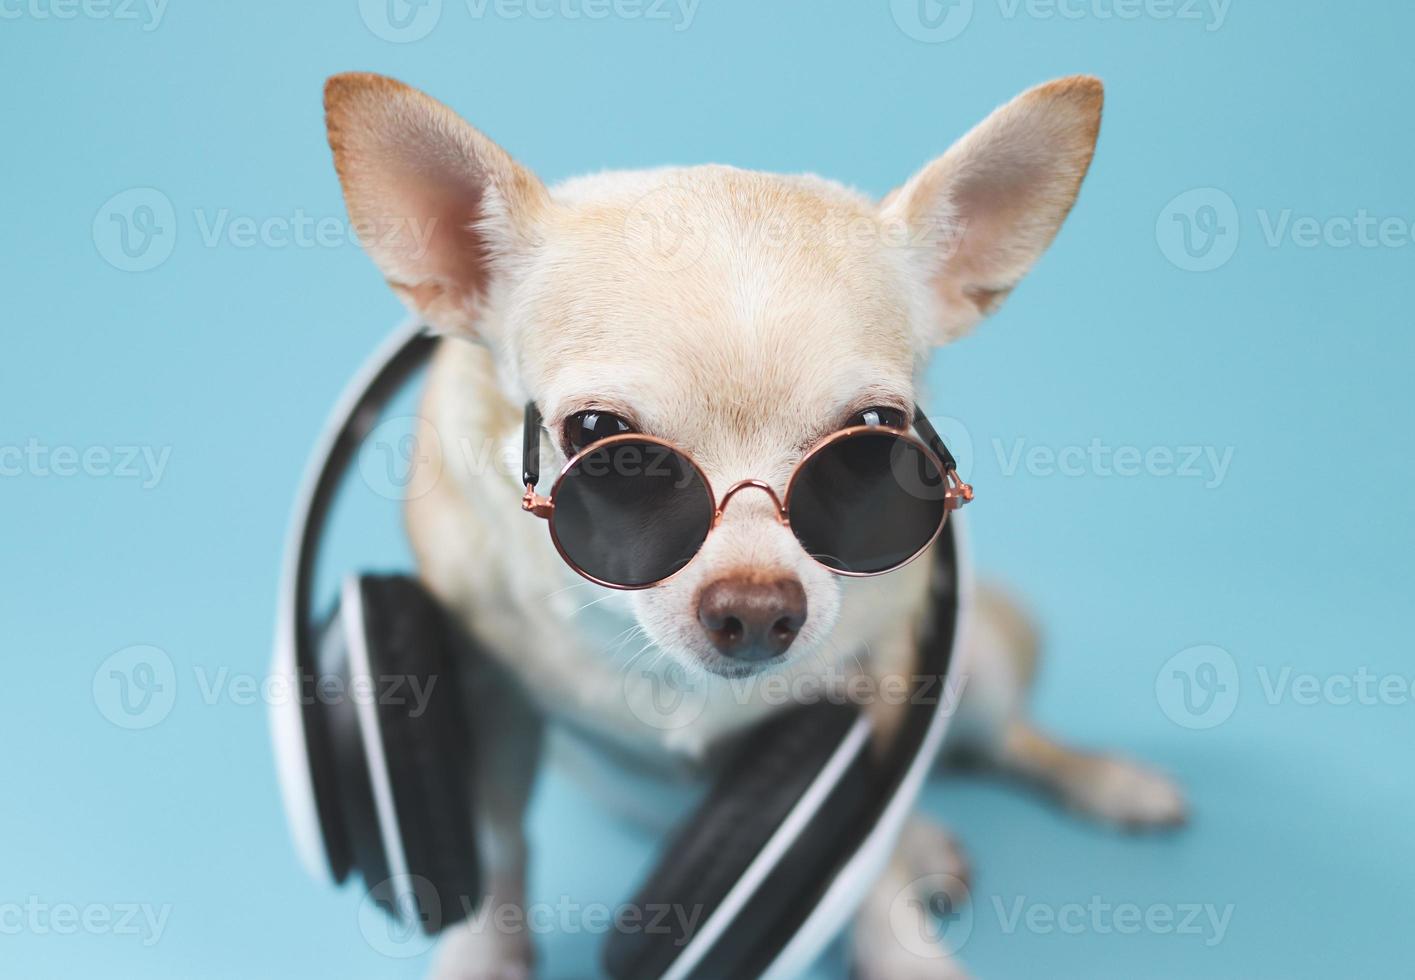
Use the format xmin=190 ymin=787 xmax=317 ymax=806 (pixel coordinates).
xmin=695 ymin=650 xmax=794 ymax=680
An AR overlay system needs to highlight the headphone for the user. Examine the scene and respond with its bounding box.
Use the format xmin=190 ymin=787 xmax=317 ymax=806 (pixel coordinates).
xmin=270 ymin=317 xmax=971 ymax=979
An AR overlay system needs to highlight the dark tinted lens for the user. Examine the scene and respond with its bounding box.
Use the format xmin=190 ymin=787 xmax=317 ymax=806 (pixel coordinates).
xmin=550 ymin=439 xmax=714 ymax=587
xmin=787 ymin=431 xmax=947 ymax=574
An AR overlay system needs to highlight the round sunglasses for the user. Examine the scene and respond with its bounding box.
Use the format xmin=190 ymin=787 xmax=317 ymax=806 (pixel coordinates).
xmin=519 ymin=403 xmax=973 ymax=590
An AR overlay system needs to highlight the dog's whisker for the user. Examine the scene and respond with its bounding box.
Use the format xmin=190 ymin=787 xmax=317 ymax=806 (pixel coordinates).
xmin=540 ymin=580 xmax=591 ymax=602
xmin=604 ymin=624 xmax=647 ymax=661
xmin=621 ymin=637 xmax=661 ymax=677
xmin=569 ymin=591 xmax=620 ymax=617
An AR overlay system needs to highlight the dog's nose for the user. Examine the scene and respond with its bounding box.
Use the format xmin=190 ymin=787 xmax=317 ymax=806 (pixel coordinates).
xmin=696 ymin=574 xmax=807 ymax=662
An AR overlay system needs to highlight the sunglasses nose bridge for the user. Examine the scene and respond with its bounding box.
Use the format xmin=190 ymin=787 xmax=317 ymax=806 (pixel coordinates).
xmin=714 ymin=479 xmax=788 ymax=526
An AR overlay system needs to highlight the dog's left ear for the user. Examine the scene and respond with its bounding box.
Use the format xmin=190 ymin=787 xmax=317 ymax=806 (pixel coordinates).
xmin=882 ymin=76 xmax=1104 ymax=344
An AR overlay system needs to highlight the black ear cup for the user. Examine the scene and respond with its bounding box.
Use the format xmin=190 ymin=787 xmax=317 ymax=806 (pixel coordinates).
xmin=602 ymin=702 xmax=878 ymax=980
xmin=311 ymin=574 xmax=481 ymax=934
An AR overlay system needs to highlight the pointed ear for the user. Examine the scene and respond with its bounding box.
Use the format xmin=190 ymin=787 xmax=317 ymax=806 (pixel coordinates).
xmin=324 ymin=72 xmax=550 ymax=339
xmin=883 ymin=76 xmax=1104 ymax=345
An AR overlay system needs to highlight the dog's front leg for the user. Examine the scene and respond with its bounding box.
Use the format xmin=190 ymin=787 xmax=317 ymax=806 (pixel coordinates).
xmin=852 ymin=816 xmax=973 ymax=980
xmin=429 ymin=662 xmax=544 ymax=980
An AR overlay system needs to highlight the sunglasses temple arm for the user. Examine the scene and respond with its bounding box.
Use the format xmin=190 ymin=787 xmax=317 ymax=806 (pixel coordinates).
xmin=912 ymin=406 xmax=959 ymax=471
xmin=521 ymin=402 xmax=554 ymax=518
xmin=913 ymin=406 xmax=974 ymax=510
xmin=522 ymin=401 xmax=542 ymax=488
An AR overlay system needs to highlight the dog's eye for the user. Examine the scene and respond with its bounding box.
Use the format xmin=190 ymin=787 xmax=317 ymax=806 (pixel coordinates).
xmin=564 ymin=410 xmax=634 ymax=455
xmin=850 ymin=406 xmax=907 ymax=429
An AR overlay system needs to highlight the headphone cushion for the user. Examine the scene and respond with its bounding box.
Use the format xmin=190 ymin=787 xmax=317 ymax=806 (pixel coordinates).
xmin=356 ymin=574 xmax=481 ymax=930
xmin=602 ymin=701 xmax=874 ymax=980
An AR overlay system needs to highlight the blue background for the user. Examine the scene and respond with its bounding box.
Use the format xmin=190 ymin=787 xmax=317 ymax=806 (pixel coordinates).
xmin=3 ymin=1 xmax=1412 ymax=977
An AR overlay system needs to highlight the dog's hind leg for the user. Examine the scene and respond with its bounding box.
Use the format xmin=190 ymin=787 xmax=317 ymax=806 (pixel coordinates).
xmin=991 ymin=720 xmax=1187 ymax=830
xmin=943 ymin=584 xmax=1187 ymax=830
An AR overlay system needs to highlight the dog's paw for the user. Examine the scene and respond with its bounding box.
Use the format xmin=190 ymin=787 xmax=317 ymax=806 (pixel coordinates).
xmin=1065 ymin=755 xmax=1188 ymax=830
xmin=852 ymin=943 xmax=973 ymax=980
xmin=428 ymin=955 xmax=532 ymax=980
xmin=430 ymin=967 xmax=530 ymax=980
xmin=427 ymin=923 xmax=534 ymax=980
xmin=900 ymin=816 xmax=971 ymax=891
xmin=853 ymin=848 xmax=973 ymax=980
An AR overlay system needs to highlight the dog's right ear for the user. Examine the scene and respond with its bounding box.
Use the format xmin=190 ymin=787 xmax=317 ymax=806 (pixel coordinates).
xmin=324 ymin=72 xmax=549 ymax=340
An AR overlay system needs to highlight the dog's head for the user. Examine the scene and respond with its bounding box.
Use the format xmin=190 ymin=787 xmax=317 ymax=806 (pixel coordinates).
xmin=326 ymin=72 xmax=1101 ymax=677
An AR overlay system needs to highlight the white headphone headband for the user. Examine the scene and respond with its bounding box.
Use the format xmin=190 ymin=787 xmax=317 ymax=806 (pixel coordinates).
xmin=270 ymin=317 xmax=436 ymax=882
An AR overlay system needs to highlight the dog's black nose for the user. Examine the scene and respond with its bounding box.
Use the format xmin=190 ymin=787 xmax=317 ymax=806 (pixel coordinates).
xmin=697 ymin=574 xmax=807 ymax=661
